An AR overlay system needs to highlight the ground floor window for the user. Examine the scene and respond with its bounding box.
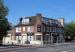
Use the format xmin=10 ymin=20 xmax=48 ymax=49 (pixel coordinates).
xmin=27 ymin=32 xmax=34 ymax=41
xmin=16 ymin=36 xmax=21 ymax=43
xmin=36 ymin=35 xmax=41 ymax=40
xmin=43 ymin=34 xmax=50 ymax=44
xmin=28 ymin=36 xmax=34 ymax=41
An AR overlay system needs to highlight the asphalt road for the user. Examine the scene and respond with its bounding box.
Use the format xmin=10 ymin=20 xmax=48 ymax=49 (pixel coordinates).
xmin=1 ymin=44 xmax=75 ymax=52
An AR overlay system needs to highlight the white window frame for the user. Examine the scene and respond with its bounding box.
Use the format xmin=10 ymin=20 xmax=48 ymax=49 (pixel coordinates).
xmin=27 ymin=27 xmax=31 ymax=32
xmin=16 ymin=27 xmax=21 ymax=32
xmin=23 ymin=27 xmax=25 ymax=31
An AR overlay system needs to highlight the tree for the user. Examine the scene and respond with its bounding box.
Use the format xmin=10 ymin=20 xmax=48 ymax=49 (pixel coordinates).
xmin=0 ymin=0 xmax=11 ymax=45
xmin=65 ymin=21 xmax=75 ymax=42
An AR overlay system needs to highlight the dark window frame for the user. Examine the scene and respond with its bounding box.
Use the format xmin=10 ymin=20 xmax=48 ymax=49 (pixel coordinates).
xmin=37 ymin=25 xmax=41 ymax=32
xmin=36 ymin=35 xmax=41 ymax=40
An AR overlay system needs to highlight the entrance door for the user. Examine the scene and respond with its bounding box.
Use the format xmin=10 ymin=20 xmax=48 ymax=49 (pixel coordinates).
xmin=28 ymin=36 xmax=33 ymax=41
xmin=51 ymin=34 xmax=57 ymax=43
xmin=16 ymin=36 xmax=21 ymax=44
xmin=27 ymin=32 xmax=34 ymax=43
xmin=53 ymin=34 xmax=57 ymax=43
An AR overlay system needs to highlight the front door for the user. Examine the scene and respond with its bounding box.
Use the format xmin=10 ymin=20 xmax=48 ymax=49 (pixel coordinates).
xmin=53 ymin=34 xmax=57 ymax=43
xmin=51 ymin=33 xmax=57 ymax=43
xmin=27 ymin=32 xmax=34 ymax=43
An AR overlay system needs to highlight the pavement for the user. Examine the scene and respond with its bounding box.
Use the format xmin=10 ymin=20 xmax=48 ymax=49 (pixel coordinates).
xmin=1 ymin=43 xmax=75 ymax=52
xmin=0 ymin=42 xmax=75 ymax=52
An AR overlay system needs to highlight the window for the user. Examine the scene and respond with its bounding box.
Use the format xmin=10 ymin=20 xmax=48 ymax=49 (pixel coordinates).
xmin=48 ymin=20 xmax=52 ymax=23
xmin=18 ymin=27 xmax=21 ymax=31
xmin=53 ymin=28 xmax=55 ymax=32
xmin=45 ymin=19 xmax=48 ymax=24
xmin=16 ymin=27 xmax=18 ymax=32
xmin=43 ymin=26 xmax=45 ymax=32
xmin=23 ymin=27 xmax=25 ymax=31
xmin=51 ymin=28 xmax=53 ymax=32
xmin=62 ymin=29 xmax=64 ymax=33
xmin=36 ymin=35 xmax=41 ymax=40
xmin=16 ymin=36 xmax=21 ymax=43
xmin=27 ymin=27 xmax=31 ymax=32
xmin=51 ymin=27 xmax=56 ymax=32
xmin=42 ymin=18 xmax=49 ymax=24
xmin=16 ymin=27 xmax=21 ymax=32
xmin=55 ymin=28 xmax=57 ymax=32
xmin=37 ymin=25 xmax=41 ymax=32
xmin=55 ymin=21 xmax=58 ymax=26
xmin=46 ymin=26 xmax=50 ymax=32
xmin=50 ymin=27 xmax=51 ymax=32
xmin=60 ymin=29 xmax=64 ymax=33
xmin=28 ymin=36 xmax=33 ymax=41
xmin=22 ymin=18 xmax=29 ymax=24
xmin=53 ymin=27 xmax=56 ymax=32
xmin=27 ymin=32 xmax=34 ymax=41
xmin=12 ymin=36 xmax=14 ymax=40
xmin=16 ymin=36 xmax=18 ymax=41
xmin=58 ymin=28 xmax=61 ymax=33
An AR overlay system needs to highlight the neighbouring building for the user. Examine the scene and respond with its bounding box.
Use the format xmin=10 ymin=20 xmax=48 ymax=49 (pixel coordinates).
xmin=3 ymin=13 xmax=64 ymax=45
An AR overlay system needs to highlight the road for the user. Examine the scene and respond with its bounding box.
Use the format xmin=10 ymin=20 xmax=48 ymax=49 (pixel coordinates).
xmin=1 ymin=44 xmax=75 ymax=52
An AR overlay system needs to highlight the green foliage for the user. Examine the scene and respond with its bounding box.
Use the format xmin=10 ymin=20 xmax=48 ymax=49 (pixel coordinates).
xmin=0 ymin=0 xmax=11 ymax=43
xmin=0 ymin=0 xmax=8 ymax=16
xmin=65 ymin=21 xmax=75 ymax=37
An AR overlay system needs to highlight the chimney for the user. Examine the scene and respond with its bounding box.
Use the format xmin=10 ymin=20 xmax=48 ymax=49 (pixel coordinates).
xmin=36 ymin=13 xmax=42 ymax=17
xmin=19 ymin=17 xmax=23 ymax=24
xmin=36 ymin=13 xmax=42 ymax=24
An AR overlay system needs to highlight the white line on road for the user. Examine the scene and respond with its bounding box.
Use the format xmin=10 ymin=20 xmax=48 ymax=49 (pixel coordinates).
xmin=61 ymin=51 xmax=68 ymax=52
xmin=61 ymin=50 xmax=73 ymax=52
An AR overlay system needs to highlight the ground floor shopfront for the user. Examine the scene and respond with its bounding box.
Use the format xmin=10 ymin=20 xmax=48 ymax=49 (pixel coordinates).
xmin=3 ymin=33 xmax=64 ymax=45
xmin=43 ymin=33 xmax=64 ymax=44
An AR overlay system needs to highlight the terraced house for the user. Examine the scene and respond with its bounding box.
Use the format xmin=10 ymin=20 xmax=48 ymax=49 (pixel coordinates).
xmin=3 ymin=13 xmax=64 ymax=45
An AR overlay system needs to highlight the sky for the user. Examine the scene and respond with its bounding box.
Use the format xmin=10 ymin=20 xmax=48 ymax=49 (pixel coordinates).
xmin=4 ymin=0 xmax=75 ymax=25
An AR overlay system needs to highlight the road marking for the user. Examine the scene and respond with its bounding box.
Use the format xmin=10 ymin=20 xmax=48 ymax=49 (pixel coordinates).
xmin=61 ymin=50 xmax=73 ymax=52
xmin=49 ymin=47 xmax=73 ymax=52
xmin=68 ymin=50 xmax=73 ymax=51
xmin=61 ymin=51 xmax=68 ymax=52
xmin=9 ymin=51 xmax=17 ymax=52
xmin=0 ymin=46 xmax=38 ymax=51
xmin=0 ymin=47 xmax=26 ymax=51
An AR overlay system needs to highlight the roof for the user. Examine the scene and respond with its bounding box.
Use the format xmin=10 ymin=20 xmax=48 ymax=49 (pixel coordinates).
xmin=15 ymin=16 xmax=36 ymax=27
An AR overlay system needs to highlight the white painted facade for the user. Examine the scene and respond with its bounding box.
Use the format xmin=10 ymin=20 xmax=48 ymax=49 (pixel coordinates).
xmin=3 ymin=33 xmax=43 ymax=45
xmin=3 ymin=34 xmax=11 ymax=44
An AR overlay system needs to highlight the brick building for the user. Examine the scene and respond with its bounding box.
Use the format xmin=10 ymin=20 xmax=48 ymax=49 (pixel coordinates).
xmin=3 ymin=13 xmax=64 ymax=45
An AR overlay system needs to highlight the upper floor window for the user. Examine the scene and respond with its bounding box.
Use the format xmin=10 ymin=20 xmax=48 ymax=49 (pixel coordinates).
xmin=46 ymin=26 xmax=50 ymax=32
xmin=50 ymin=27 xmax=51 ymax=32
xmin=48 ymin=20 xmax=51 ymax=23
xmin=42 ymin=18 xmax=49 ymax=24
xmin=27 ymin=27 xmax=31 ymax=32
xmin=16 ymin=27 xmax=21 ymax=32
xmin=62 ymin=29 xmax=64 ymax=33
xmin=43 ymin=26 xmax=45 ymax=32
xmin=60 ymin=29 xmax=64 ymax=33
xmin=22 ymin=18 xmax=29 ymax=24
xmin=37 ymin=25 xmax=41 ymax=32
xmin=23 ymin=27 xmax=25 ymax=31
xmin=53 ymin=28 xmax=55 ymax=32
xmin=54 ymin=28 xmax=56 ymax=32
